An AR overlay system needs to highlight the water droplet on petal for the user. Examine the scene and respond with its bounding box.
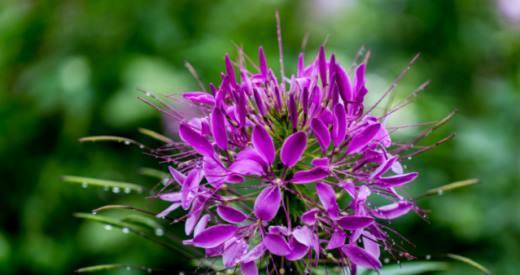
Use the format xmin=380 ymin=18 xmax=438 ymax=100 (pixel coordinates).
xmin=122 ymin=227 xmax=129 ymax=234
xmin=112 ymin=187 xmax=120 ymax=194
xmin=155 ymin=228 xmax=164 ymax=237
xmin=104 ymin=224 xmax=112 ymax=231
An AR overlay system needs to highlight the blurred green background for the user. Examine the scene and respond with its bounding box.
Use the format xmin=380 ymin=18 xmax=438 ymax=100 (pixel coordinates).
xmin=0 ymin=0 xmax=518 ymax=274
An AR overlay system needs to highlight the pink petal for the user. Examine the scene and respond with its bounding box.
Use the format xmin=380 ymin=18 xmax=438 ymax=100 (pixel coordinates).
xmin=223 ymin=239 xmax=248 ymax=267
xmin=241 ymin=243 xmax=266 ymax=262
xmin=192 ymin=224 xmax=238 ymax=249
xmin=342 ymin=244 xmax=382 ymax=270
xmin=291 ymin=167 xmax=329 ymax=184
xmin=230 ymin=159 xmax=265 ymax=176
xmin=252 ymin=125 xmax=276 ymax=165
xmin=179 ymin=123 xmax=214 ymax=157
xmin=263 ymin=234 xmax=292 ymax=256
xmin=211 ymin=108 xmax=228 ymax=150
xmin=194 ymin=214 xmax=210 ymax=236
xmin=311 ymin=118 xmax=331 ymax=153
xmin=372 ymin=201 xmax=414 ymax=219
xmin=337 ymin=216 xmax=374 ymax=230
xmin=316 ymin=182 xmax=340 ymax=218
xmin=280 ymin=131 xmax=307 ymax=168
xmin=346 ymin=124 xmax=381 ymax=154
xmin=363 ymin=232 xmax=380 ymax=259
xmin=292 ymin=226 xmax=314 ymax=247
xmin=370 ymin=156 xmax=398 ymax=179
xmin=253 ymin=186 xmax=281 ymax=221
xmin=158 ymin=192 xmax=181 ymax=202
xmin=217 ymin=205 xmax=248 ymax=224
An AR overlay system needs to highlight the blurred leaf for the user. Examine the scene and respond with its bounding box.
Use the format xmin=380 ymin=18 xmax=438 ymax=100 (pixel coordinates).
xmin=447 ymin=253 xmax=491 ymax=274
xmin=62 ymin=176 xmax=144 ymax=194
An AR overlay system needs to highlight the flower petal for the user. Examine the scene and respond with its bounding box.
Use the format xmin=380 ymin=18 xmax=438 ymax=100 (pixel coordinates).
xmin=333 ymin=103 xmax=347 ymax=146
xmin=342 ymin=244 xmax=382 ymax=270
xmin=280 ymin=131 xmax=307 ymax=168
xmin=316 ymin=182 xmax=340 ymax=218
xmin=193 ymin=224 xmax=238 ymax=249
xmin=182 ymin=92 xmax=215 ymax=106
xmin=156 ymin=203 xmax=180 ymax=219
xmin=223 ymin=239 xmax=248 ymax=267
xmin=337 ymin=216 xmax=374 ymax=230
xmin=377 ymin=172 xmax=418 ymax=188
xmin=263 ymin=234 xmax=292 ymax=256
xmin=230 ymin=159 xmax=265 ymax=176
xmin=158 ymin=192 xmax=181 ymax=202
xmin=286 ymin=238 xmax=310 ymax=261
xmin=241 ymin=243 xmax=266 ymax=262
xmin=179 ymin=123 xmax=214 ymax=157
xmin=240 ymin=261 xmax=258 ymax=275
xmin=326 ymin=229 xmax=346 ymax=250
xmin=217 ymin=205 xmax=248 ymax=224
xmin=318 ymin=46 xmax=328 ymax=87
xmin=211 ymin=108 xmax=228 ymax=150
xmin=291 ymin=167 xmax=329 ymax=184
xmin=194 ymin=214 xmax=210 ymax=236
xmin=168 ymin=166 xmax=185 ymax=186
xmin=346 ymin=124 xmax=381 ymax=154
xmin=301 ymin=208 xmax=319 ymax=226
xmin=372 ymin=201 xmax=414 ymax=219
xmin=252 ymin=125 xmax=275 ymax=165
xmin=292 ymin=226 xmax=315 ymax=248
xmin=311 ymin=118 xmax=331 ymax=153
xmin=253 ymin=186 xmax=281 ymax=221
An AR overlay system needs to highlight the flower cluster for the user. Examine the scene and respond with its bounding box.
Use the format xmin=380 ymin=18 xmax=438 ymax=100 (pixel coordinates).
xmin=156 ymin=47 xmax=421 ymax=274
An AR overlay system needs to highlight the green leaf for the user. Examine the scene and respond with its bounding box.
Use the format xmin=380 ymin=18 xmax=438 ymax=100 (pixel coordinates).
xmin=62 ymin=175 xmax=144 ymax=193
xmin=447 ymin=253 xmax=491 ymax=274
xmin=362 ymin=261 xmax=448 ymax=275
xmin=75 ymin=264 xmax=153 ymax=273
xmin=138 ymin=127 xmax=173 ymax=143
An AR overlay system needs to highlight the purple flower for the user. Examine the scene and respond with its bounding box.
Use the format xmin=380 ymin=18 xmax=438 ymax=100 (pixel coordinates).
xmin=152 ymin=45 xmax=435 ymax=273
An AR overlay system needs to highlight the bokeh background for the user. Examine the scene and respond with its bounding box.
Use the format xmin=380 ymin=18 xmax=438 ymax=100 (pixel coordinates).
xmin=1 ymin=0 xmax=518 ymax=274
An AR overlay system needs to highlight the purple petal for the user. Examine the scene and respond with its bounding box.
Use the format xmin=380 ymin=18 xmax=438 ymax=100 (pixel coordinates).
xmin=370 ymin=156 xmax=398 ymax=179
xmin=168 ymin=166 xmax=185 ymax=187
xmin=158 ymin=192 xmax=181 ymax=202
xmin=342 ymin=244 xmax=382 ymax=270
xmin=346 ymin=124 xmax=381 ymax=154
xmin=288 ymin=93 xmax=298 ymax=129
xmin=311 ymin=157 xmax=330 ymax=168
xmin=241 ymin=243 xmax=266 ymax=262
xmin=337 ymin=216 xmax=374 ymax=230
xmin=268 ymin=225 xmax=290 ymax=236
xmin=236 ymin=89 xmax=247 ymax=127
xmin=225 ymin=55 xmax=236 ymax=87
xmin=363 ymin=232 xmax=380 ymax=259
xmin=372 ymin=201 xmax=414 ymax=219
xmin=182 ymin=92 xmax=215 ymax=106
xmin=253 ymin=186 xmax=281 ymax=221
xmin=185 ymin=207 xmax=202 ymax=235
xmin=179 ymin=123 xmax=214 ymax=157
xmin=354 ymin=64 xmax=367 ymax=98
xmin=291 ymin=167 xmax=329 ymax=184
xmin=230 ymin=159 xmax=265 ymax=176
xmin=211 ymin=108 xmax=228 ymax=150
xmin=217 ymin=205 xmax=248 ymax=224
xmin=258 ymin=47 xmax=268 ymax=77
xmin=333 ymin=103 xmax=347 ymax=146
xmin=241 ymin=261 xmax=258 ymax=275
xmin=253 ymin=89 xmax=266 ymax=116
xmin=286 ymin=238 xmax=310 ymax=261
xmin=181 ymin=169 xmax=203 ymax=209
xmin=192 ymin=224 xmax=238 ymax=249
xmin=377 ymin=172 xmax=418 ymax=188
xmin=194 ymin=214 xmax=210 ymax=236
xmin=334 ymin=64 xmax=352 ymax=105
xmin=326 ymin=229 xmax=346 ymax=250
xmin=311 ymin=118 xmax=331 ymax=153
xmin=280 ymin=131 xmax=307 ymax=168
xmin=318 ymin=46 xmax=328 ymax=87
xmin=319 ymin=108 xmax=334 ymax=125
xmin=292 ymin=226 xmax=315 ymax=248
xmin=316 ymin=182 xmax=340 ymax=218
xmin=223 ymin=239 xmax=248 ymax=267
xmin=156 ymin=203 xmax=180 ymax=218
xmin=301 ymin=208 xmax=319 ymax=226
xmin=263 ymin=234 xmax=292 ymax=256
xmin=252 ymin=125 xmax=275 ymax=165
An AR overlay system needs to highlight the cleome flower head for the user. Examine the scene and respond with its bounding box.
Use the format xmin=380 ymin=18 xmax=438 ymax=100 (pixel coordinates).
xmin=155 ymin=46 xmax=424 ymax=274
